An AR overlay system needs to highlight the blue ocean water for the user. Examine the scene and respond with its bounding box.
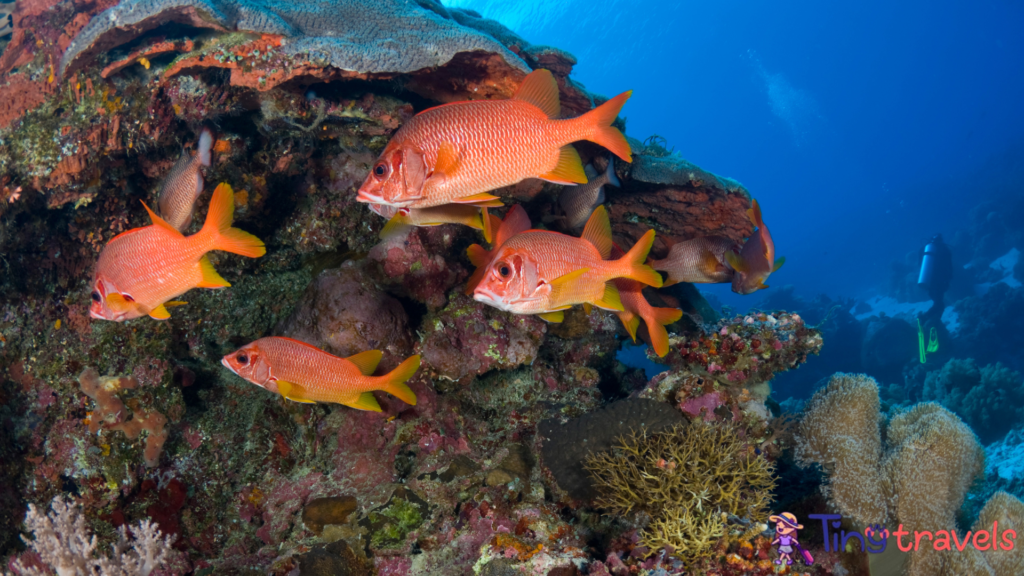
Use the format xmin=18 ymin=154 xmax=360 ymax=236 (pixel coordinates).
xmin=452 ymin=0 xmax=1024 ymax=307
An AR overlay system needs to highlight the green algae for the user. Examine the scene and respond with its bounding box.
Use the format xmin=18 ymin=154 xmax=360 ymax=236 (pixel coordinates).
xmin=368 ymin=497 xmax=424 ymax=549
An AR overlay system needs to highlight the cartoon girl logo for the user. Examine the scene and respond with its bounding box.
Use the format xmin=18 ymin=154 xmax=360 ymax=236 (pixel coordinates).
xmin=770 ymin=512 xmax=813 ymax=566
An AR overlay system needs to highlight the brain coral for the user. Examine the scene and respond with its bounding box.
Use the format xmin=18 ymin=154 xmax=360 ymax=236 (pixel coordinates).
xmin=60 ymin=0 xmax=531 ymax=77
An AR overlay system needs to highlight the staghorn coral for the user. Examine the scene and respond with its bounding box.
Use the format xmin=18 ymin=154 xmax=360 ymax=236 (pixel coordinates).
xmin=584 ymin=422 xmax=775 ymax=562
xmin=78 ymin=368 xmax=169 ymax=469
xmin=9 ymin=497 xmax=176 ymax=576
xmin=59 ymin=0 xmax=530 ymax=77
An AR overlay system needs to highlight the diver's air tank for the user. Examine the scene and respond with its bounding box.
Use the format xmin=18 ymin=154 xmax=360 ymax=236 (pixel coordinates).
xmin=918 ymin=241 xmax=937 ymax=287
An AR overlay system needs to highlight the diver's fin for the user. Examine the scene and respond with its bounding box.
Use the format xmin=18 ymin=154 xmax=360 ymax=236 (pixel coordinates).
xmin=196 ymin=254 xmax=231 ymax=288
xmin=581 ymin=205 xmax=613 ymax=259
xmin=512 ymin=69 xmax=560 ymax=118
xmin=538 ymin=311 xmax=565 ymax=323
xmin=539 ymin=145 xmax=587 ymax=185
xmin=277 ymin=380 xmax=316 ymax=403
xmin=346 ymin=349 xmax=383 ymax=376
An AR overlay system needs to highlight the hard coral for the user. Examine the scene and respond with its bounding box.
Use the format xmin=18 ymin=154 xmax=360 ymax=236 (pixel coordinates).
xmin=60 ymin=0 xmax=530 ymax=77
xmin=923 ymin=357 xmax=1024 ymax=444
xmin=585 ymin=422 xmax=775 ymax=562
xmin=79 ymin=368 xmax=169 ymax=468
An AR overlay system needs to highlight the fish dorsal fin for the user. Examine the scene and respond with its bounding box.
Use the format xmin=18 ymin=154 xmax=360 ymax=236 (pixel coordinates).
xmin=346 ymin=349 xmax=383 ymax=376
xmin=142 ymin=200 xmax=184 ymax=237
xmin=512 ymin=69 xmax=560 ymax=119
xmin=277 ymin=380 xmax=315 ymax=403
xmin=453 ymin=192 xmax=502 ymax=206
xmin=148 ymin=304 xmax=171 ymax=320
xmin=725 ymin=250 xmax=748 ymax=273
xmin=346 ymin=392 xmax=382 ymax=412
xmin=773 ymin=256 xmax=786 ymax=273
xmin=746 ymin=199 xmax=763 ymax=229
xmin=581 ymin=206 xmax=613 ymax=259
xmin=620 ymin=311 xmax=640 ymax=342
xmin=380 ymin=211 xmax=412 ymax=239
xmin=467 ymin=244 xmax=491 ymax=267
xmin=196 ymin=254 xmax=231 ymax=288
xmin=538 ymin=311 xmax=565 ymax=323
xmin=593 ymin=282 xmax=624 ymax=311
xmin=434 ymin=142 xmax=461 ymax=178
xmin=539 ymin=145 xmax=587 ymax=185
xmin=496 ymin=205 xmax=532 ymax=246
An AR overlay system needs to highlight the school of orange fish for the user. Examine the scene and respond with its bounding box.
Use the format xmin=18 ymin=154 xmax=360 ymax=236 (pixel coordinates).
xmin=88 ymin=69 xmax=784 ymax=412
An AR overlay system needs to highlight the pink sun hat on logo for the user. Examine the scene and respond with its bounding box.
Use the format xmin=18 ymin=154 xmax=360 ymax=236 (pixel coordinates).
xmin=769 ymin=512 xmax=804 ymax=530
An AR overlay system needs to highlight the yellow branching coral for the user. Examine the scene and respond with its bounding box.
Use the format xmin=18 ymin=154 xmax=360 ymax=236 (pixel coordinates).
xmin=584 ymin=422 xmax=775 ymax=562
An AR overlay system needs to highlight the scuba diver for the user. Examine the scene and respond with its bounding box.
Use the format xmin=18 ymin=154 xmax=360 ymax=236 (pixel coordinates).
xmin=918 ymin=234 xmax=952 ymax=316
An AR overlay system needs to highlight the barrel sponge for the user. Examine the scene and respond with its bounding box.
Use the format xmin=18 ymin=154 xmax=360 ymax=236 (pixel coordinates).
xmin=795 ymin=373 xmax=888 ymax=526
xmin=60 ymin=0 xmax=531 ymax=77
xmin=883 ymin=403 xmax=985 ymax=576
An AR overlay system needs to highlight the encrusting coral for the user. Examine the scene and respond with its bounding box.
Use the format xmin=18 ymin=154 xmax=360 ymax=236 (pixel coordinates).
xmin=585 ymin=422 xmax=775 ymax=562
xmin=79 ymin=368 xmax=169 ymax=468
xmin=8 ymin=497 xmax=176 ymax=576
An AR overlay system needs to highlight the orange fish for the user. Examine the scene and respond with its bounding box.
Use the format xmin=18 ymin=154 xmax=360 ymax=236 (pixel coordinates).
xmin=221 ymin=336 xmax=420 ymax=412
xmin=370 ymin=203 xmax=495 ymax=242
xmin=648 ymin=236 xmax=739 ymax=286
xmin=610 ymin=247 xmax=682 ymax=357
xmin=158 ymin=128 xmax=213 ymax=232
xmin=726 ymin=199 xmax=785 ymax=295
xmin=468 ymin=205 xmax=661 ymax=321
xmin=356 ymin=69 xmax=632 ymax=209
xmin=89 ymin=183 xmax=266 ymax=322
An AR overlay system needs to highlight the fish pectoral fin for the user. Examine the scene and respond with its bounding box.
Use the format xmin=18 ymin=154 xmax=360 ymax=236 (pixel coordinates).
xmin=700 ymin=249 xmax=725 ymax=274
xmin=547 ymin=268 xmax=590 ymax=302
xmin=433 ymin=141 xmax=461 ymax=178
xmin=581 ymin=206 xmax=613 ymax=259
xmin=344 ymin=392 xmax=382 ymax=412
xmin=380 ymin=212 xmax=413 ymax=239
xmin=724 ymin=250 xmax=749 ymax=273
xmin=105 ymin=292 xmax=132 ymax=311
xmin=592 ymin=282 xmax=624 ymax=311
xmin=346 ymin=349 xmax=383 ymax=376
xmin=148 ymin=304 xmax=172 ymax=320
xmin=773 ymin=256 xmax=786 ymax=272
xmin=196 ymin=254 xmax=231 ymax=288
xmin=538 ymin=311 xmax=565 ymax=323
xmin=277 ymin=380 xmax=315 ymax=403
xmin=539 ymin=145 xmax=587 ymax=185
xmin=453 ymin=193 xmax=503 ymax=206
xmin=141 ymin=200 xmax=185 ymax=237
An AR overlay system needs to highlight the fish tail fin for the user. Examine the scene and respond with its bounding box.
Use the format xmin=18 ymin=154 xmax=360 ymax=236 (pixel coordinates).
xmin=381 ymin=355 xmax=420 ymax=406
xmin=618 ymin=230 xmax=662 ymax=287
xmin=604 ymin=156 xmax=620 ymax=188
xmin=201 ymin=183 xmax=267 ymax=258
xmin=198 ymin=128 xmax=214 ymax=167
xmin=646 ymin=306 xmax=683 ymax=357
xmin=580 ymin=91 xmax=633 ymax=162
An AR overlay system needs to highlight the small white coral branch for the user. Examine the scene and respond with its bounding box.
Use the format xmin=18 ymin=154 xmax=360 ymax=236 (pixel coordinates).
xmin=10 ymin=497 xmax=175 ymax=576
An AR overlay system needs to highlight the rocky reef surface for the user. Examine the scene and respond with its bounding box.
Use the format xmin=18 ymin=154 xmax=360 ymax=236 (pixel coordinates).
xmin=0 ymin=1 xmax=843 ymax=575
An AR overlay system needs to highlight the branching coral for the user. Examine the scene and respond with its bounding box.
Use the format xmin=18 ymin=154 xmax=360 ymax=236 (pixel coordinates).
xmin=9 ymin=497 xmax=175 ymax=576
xmin=585 ymin=422 xmax=775 ymax=562
xmin=79 ymin=368 xmax=169 ymax=468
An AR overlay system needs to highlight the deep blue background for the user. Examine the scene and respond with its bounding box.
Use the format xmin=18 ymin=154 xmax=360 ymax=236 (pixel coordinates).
xmin=450 ymin=0 xmax=1024 ymax=308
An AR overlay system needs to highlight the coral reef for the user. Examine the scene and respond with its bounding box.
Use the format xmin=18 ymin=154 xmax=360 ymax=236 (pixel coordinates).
xmin=585 ymin=422 xmax=775 ymax=563
xmin=953 ymin=283 xmax=1024 ymax=372
xmin=79 ymin=368 xmax=170 ymax=468
xmin=923 ymin=358 xmax=1024 ymax=444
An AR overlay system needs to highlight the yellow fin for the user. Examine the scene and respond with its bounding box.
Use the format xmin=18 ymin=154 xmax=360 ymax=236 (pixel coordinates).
xmin=105 ymin=293 xmax=133 ymax=312
xmin=380 ymin=212 xmax=412 ymax=239
xmin=480 ymin=207 xmax=493 ymax=243
xmin=453 ymin=192 xmax=502 ymax=206
xmin=148 ymin=304 xmax=171 ymax=320
xmin=548 ymin=268 xmax=590 ymax=303
xmin=165 ymin=301 xmax=188 ymax=307
xmin=196 ymin=254 xmax=230 ymax=288
xmin=278 ymin=380 xmax=315 ymax=403
xmin=747 ymin=199 xmax=763 ymax=228
xmin=583 ymin=303 xmax=593 ymax=315
xmin=141 ymin=201 xmax=184 ymax=236
xmin=592 ymin=282 xmax=623 ymax=311
xmin=467 ymin=244 xmax=490 ymax=268
xmin=539 ymin=145 xmax=587 ymax=185
xmin=434 ymin=141 xmax=461 ymax=177
xmin=512 ymin=69 xmax=560 ymax=118
xmin=773 ymin=256 xmax=786 ymax=272
xmin=581 ymin=205 xmax=612 ymax=259
xmin=345 ymin=392 xmax=382 ymax=412
xmin=725 ymin=250 xmax=748 ymax=273
xmin=620 ymin=312 xmax=640 ymax=342
xmin=538 ymin=311 xmax=564 ymax=323
xmin=346 ymin=349 xmax=383 ymax=376
xmin=382 ymin=355 xmax=420 ymax=405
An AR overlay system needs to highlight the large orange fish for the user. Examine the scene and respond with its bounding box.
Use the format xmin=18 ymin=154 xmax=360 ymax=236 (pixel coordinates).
xmin=468 ymin=206 xmax=662 ymax=321
xmin=726 ymin=199 xmax=785 ymax=295
xmin=648 ymin=236 xmax=739 ymax=286
xmin=221 ymin=336 xmax=420 ymax=412
xmin=370 ymin=203 xmax=495 ymax=242
xmin=610 ymin=247 xmax=682 ymax=357
xmin=89 ymin=183 xmax=266 ymax=322
xmin=158 ymin=128 xmax=213 ymax=232
xmin=356 ymin=69 xmax=632 ymax=209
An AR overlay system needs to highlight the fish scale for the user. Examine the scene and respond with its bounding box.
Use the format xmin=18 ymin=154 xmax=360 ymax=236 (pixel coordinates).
xmin=255 ymin=338 xmax=370 ymax=400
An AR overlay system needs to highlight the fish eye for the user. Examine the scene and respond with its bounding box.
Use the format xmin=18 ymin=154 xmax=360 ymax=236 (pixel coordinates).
xmin=237 ymin=354 xmax=249 ymax=365
xmin=91 ymin=291 xmax=101 ymax=302
xmin=373 ymin=163 xmax=388 ymax=178
xmin=498 ymin=263 xmax=511 ymax=278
